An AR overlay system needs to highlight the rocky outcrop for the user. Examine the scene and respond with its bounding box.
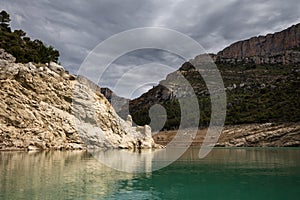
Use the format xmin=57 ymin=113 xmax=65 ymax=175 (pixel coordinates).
xmin=217 ymin=23 xmax=300 ymax=64
xmin=0 ymin=49 xmax=160 ymax=151
xmin=216 ymin=123 xmax=300 ymax=147
xmin=153 ymin=123 xmax=300 ymax=147
xmin=0 ymin=49 xmax=16 ymax=63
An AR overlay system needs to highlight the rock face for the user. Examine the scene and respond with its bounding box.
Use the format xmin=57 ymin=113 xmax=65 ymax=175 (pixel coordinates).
xmin=153 ymin=123 xmax=300 ymax=147
xmin=217 ymin=23 xmax=300 ymax=64
xmin=0 ymin=49 xmax=16 ymax=63
xmin=216 ymin=123 xmax=300 ymax=147
xmin=0 ymin=49 xmax=159 ymax=151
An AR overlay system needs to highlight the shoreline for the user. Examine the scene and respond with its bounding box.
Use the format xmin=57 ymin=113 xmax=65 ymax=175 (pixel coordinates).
xmin=1 ymin=122 xmax=299 ymax=151
xmin=153 ymin=122 xmax=300 ymax=147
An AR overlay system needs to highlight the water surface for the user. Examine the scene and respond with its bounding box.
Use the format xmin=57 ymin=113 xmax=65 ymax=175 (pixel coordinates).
xmin=1 ymin=148 xmax=300 ymax=199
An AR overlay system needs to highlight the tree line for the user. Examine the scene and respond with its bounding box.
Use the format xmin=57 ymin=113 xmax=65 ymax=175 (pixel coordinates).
xmin=0 ymin=10 xmax=59 ymax=64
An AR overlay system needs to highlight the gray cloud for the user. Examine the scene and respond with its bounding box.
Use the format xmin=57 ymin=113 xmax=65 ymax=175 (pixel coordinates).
xmin=1 ymin=0 xmax=299 ymax=98
xmin=97 ymin=49 xmax=185 ymax=98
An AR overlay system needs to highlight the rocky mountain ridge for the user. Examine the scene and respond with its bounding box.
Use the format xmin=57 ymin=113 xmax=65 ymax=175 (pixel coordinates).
xmin=0 ymin=49 xmax=159 ymax=151
xmin=215 ymin=23 xmax=300 ymax=64
xmin=115 ymin=24 xmax=300 ymax=130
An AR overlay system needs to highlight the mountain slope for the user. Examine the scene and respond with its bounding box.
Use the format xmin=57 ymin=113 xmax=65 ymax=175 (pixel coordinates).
xmin=124 ymin=23 xmax=300 ymax=130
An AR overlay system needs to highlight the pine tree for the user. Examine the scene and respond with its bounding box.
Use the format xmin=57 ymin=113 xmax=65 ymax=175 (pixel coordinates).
xmin=0 ymin=10 xmax=11 ymax=32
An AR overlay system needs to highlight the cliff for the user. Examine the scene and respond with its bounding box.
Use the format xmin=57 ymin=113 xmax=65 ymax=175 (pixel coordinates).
xmin=216 ymin=23 xmax=300 ymax=64
xmin=0 ymin=49 xmax=159 ymax=151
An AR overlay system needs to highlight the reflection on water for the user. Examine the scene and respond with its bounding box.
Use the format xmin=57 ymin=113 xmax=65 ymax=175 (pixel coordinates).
xmin=0 ymin=151 xmax=136 ymax=199
xmin=90 ymin=147 xmax=199 ymax=173
xmin=91 ymin=147 xmax=300 ymax=173
xmin=1 ymin=148 xmax=300 ymax=200
xmin=181 ymin=147 xmax=300 ymax=167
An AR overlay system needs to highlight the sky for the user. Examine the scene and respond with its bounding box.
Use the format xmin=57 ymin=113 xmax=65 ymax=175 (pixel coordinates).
xmin=1 ymin=0 xmax=300 ymax=98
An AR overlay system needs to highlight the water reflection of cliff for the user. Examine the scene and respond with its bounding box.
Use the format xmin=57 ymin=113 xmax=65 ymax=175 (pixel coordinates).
xmin=180 ymin=148 xmax=300 ymax=168
xmin=87 ymin=147 xmax=300 ymax=173
xmin=0 ymin=151 xmax=136 ymax=199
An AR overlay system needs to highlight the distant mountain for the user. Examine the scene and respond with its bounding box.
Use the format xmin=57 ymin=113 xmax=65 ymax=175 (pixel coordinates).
xmin=215 ymin=23 xmax=300 ymax=64
xmin=100 ymin=87 xmax=129 ymax=114
xmin=117 ymin=23 xmax=300 ymax=130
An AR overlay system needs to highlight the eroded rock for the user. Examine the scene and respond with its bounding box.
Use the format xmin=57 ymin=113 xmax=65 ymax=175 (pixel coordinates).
xmin=0 ymin=49 xmax=160 ymax=151
xmin=217 ymin=23 xmax=300 ymax=64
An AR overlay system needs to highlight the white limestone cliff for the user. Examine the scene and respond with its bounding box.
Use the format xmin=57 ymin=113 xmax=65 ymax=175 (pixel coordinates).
xmin=0 ymin=49 xmax=160 ymax=150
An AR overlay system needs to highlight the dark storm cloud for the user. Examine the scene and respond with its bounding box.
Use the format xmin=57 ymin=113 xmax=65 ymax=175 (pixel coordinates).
xmin=1 ymin=0 xmax=299 ymax=98
xmin=1 ymin=0 xmax=162 ymax=72
xmin=99 ymin=49 xmax=185 ymax=94
xmin=146 ymin=0 xmax=300 ymax=52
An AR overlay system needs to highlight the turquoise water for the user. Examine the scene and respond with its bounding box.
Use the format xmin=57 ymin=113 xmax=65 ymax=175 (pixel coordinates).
xmin=1 ymin=148 xmax=300 ymax=199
